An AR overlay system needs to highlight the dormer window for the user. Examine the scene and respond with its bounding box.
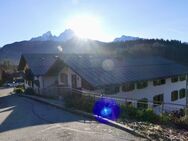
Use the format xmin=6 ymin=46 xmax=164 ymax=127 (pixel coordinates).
xmin=171 ymin=76 xmax=178 ymax=83
xmin=153 ymin=79 xmax=165 ymax=86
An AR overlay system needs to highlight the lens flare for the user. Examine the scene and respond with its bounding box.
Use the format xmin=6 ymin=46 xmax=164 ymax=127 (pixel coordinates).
xmin=102 ymin=59 xmax=114 ymax=71
xmin=93 ymin=98 xmax=120 ymax=123
xmin=57 ymin=45 xmax=63 ymax=52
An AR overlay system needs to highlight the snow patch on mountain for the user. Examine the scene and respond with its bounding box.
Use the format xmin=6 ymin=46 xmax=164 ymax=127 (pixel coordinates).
xmin=113 ymin=35 xmax=140 ymax=42
xmin=30 ymin=29 xmax=76 ymax=42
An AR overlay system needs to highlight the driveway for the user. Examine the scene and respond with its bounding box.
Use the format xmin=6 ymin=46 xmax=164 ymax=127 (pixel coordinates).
xmin=0 ymin=88 xmax=146 ymax=141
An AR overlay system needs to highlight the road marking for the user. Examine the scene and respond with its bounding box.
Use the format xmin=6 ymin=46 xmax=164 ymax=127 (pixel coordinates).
xmin=40 ymin=124 xmax=95 ymax=134
xmin=40 ymin=124 xmax=60 ymax=132
xmin=0 ymin=106 xmax=15 ymax=112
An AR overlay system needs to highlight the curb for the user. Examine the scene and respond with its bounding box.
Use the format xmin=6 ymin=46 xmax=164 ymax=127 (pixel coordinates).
xmin=18 ymin=94 xmax=150 ymax=140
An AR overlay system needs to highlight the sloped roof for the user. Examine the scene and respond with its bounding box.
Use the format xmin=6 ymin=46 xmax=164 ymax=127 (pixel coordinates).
xmin=20 ymin=53 xmax=60 ymax=76
xmin=61 ymin=55 xmax=188 ymax=87
xmin=20 ymin=54 xmax=188 ymax=87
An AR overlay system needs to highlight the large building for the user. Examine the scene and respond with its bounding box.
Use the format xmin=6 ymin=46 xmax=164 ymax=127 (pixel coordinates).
xmin=18 ymin=54 xmax=188 ymax=112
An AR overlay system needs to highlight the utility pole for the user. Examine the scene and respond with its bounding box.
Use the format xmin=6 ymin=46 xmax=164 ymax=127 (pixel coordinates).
xmin=185 ymin=74 xmax=188 ymax=118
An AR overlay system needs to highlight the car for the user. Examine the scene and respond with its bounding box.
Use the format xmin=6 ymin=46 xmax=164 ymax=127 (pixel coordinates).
xmin=14 ymin=79 xmax=24 ymax=87
xmin=3 ymin=81 xmax=14 ymax=87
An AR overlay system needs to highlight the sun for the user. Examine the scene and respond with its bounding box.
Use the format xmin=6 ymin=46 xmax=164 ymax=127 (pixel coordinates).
xmin=66 ymin=15 xmax=103 ymax=39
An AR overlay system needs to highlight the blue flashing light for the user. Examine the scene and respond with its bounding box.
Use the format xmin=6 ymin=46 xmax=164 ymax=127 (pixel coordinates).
xmin=100 ymin=107 xmax=112 ymax=117
xmin=93 ymin=98 xmax=120 ymax=123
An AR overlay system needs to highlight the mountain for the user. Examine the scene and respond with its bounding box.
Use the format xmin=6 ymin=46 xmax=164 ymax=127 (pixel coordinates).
xmin=113 ymin=35 xmax=140 ymax=42
xmin=58 ymin=29 xmax=75 ymax=41
xmin=1 ymin=29 xmax=188 ymax=66
xmin=0 ymin=37 xmax=111 ymax=65
xmin=31 ymin=31 xmax=56 ymax=41
xmin=30 ymin=29 xmax=76 ymax=42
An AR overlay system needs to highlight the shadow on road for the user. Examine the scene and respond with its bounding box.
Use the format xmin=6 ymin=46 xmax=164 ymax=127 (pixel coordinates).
xmin=0 ymin=94 xmax=87 ymax=133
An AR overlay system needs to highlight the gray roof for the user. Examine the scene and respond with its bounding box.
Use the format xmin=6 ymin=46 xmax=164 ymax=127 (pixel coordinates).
xmin=21 ymin=54 xmax=188 ymax=87
xmin=62 ymin=55 xmax=188 ymax=87
xmin=21 ymin=53 xmax=59 ymax=76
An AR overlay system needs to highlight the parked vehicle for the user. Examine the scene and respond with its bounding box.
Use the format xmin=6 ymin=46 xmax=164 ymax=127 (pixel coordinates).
xmin=14 ymin=79 xmax=24 ymax=87
xmin=3 ymin=81 xmax=14 ymax=87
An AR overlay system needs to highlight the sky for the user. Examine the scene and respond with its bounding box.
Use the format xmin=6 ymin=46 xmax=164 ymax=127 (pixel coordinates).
xmin=0 ymin=0 xmax=188 ymax=47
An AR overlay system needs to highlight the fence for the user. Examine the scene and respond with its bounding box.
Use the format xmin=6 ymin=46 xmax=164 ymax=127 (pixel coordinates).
xmin=36 ymin=86 xmax=186 ymax=115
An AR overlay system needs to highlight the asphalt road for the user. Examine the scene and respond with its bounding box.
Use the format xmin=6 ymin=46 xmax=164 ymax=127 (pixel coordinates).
xmin=0 ymin=88 xmax=145 ymax=141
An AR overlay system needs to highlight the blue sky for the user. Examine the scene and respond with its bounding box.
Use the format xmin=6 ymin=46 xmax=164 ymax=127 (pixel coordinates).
xmin=0 ymin=0 xmax=188 ymax=47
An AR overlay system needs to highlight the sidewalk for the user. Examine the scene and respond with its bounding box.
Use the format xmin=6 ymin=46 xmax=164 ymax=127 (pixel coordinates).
xmin=19 ymin=94 xmax=97 ymax=119
xmin=19 ymin=94 xmax=148 ymax=140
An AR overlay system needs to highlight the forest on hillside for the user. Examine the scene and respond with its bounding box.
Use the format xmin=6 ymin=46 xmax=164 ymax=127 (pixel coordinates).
xmin=1 ymin=38 xmax=188 ymax=66
xmin=112 ymin=39 xmax=188 ymax=64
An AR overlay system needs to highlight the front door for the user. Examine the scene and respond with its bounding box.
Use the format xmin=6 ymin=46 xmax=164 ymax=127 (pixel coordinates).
xmin=71 ymin=74 xmax=77 ymax=88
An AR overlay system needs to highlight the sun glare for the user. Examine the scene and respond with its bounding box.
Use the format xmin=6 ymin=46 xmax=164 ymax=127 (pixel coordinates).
xmin=66 ymin=15 xmax=103 ymax=39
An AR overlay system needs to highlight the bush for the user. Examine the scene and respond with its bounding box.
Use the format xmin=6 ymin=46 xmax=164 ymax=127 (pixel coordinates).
xmin=25 ymin=88 xmax=35 ymax=95
xmin=15 ymin=84 xmax=24 ymax=89
xmin=120 ymin=105 xmax=159 ymax=123
xmin=120 ymin=105 xmax=140 ymax=120
xmin=14 ymin=88 xmax=24 ymax=94
xmin=172 ymin=116 xmax=188 ymax=130
xmin=159 ymin=113 xmax=171 ymax=124
xmin=0 ymin=80 xmax=3 ymax=87
xmin=64 ymin=92 xmax=95 ymax=113
xmin=141 ymin=108 xmax=159 ymax=122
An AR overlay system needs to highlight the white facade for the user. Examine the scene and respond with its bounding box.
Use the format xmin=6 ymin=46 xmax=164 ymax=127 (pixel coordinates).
xmin=104 ymin=77 xmax=186 ymax=112
xmin=110 ymin=78 xmax=186 ymax=103
xmin=58 ymin=67 xmax=82 ymax=88
xmin=31 ymin=67 xmax=82 ymax=94
xmin=32 ymin=75 xmax=57 ymax=94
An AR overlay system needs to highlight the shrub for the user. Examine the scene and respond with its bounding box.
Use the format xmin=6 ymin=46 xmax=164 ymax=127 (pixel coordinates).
xmin=0 ymin=80 xmax=3 ymax=87
xmin=159 ymin=113 xmax=171 ymax=124
xmin=172 ymin=116 xmax=188 ymax=130
xmin=120 ymin=105 xmax=139 ymax=120
xmin=120 ymin=105 xmax=160 ymax=123
xmin=15 ymin=84 xmax=24 ymax=89
xmin=82 ymin=96 xmax=95 ymax=113
xmin=120 ymin=105 xmax=127 ymax=120
xmin=14 ymin=88 xmax=24 ymax=94
xmin=141 ymin=108 xmax=159 ymax=122
xmin=64 ymin=92 xmax=95 ymax=113
xmin=25 ymin=88 xmax=35 ymax=95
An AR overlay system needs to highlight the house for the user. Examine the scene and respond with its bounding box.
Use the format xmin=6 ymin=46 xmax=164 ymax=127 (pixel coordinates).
xmin=18 ymin=53 xmax=188 ymax=112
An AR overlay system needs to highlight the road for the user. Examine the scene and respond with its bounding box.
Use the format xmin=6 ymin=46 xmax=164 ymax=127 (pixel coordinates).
xmin=0 ymin=88 xmax=145 ymax=141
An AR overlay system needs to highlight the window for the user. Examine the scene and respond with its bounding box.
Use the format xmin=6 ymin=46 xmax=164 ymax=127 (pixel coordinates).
xmin=125 ymin=101 xmax=133 ymax=106
xmin=179 ymin=89 xmax=186 ymax=99
xmin=122 ymin=83 xmax=135 ymax=92
xmin=136 ymin=81 xmax=148 ymax=89
xmin=114 ymin=86 xmax=120 ymax=93
xmin=179 ymin=75 xmax=186 ymax=81
xmin=153 ymin=79 xmax=166 ymax=86
xmin=171 ymin=90 xmax=178 ymax=101
xmin=137 ymin=98 xmax=148 ymax=109
xmin=153 ymin=94 xmax=163 ymax=106
xmin=171 ymin=76 xmax=178 ymax=83
xmin=60 ymin=73 xmax=68 ymax=85
xmin=104 ymin=86 xmax=120 ymax=95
